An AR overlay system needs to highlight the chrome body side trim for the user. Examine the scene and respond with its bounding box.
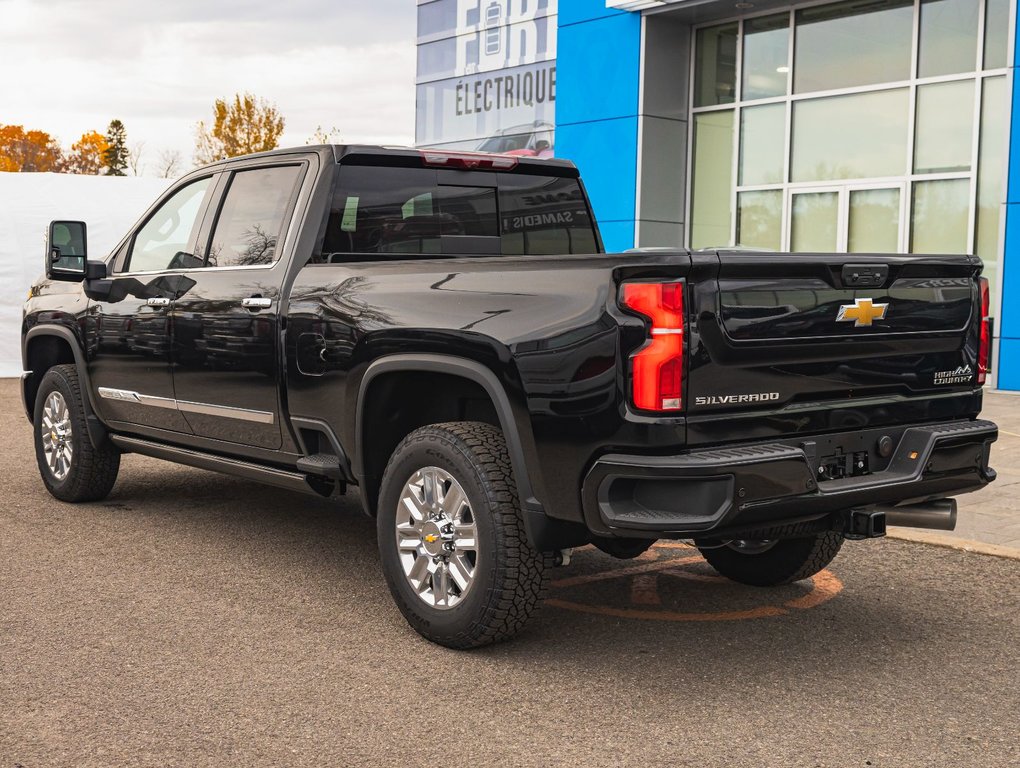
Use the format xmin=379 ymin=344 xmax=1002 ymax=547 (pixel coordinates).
xmin=98 ymin=388 xmax=274 ymax=424
xmin=177 ymin=399 xmax=275 ymax=424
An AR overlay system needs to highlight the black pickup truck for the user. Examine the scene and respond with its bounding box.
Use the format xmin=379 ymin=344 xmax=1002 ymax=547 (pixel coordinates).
xmin=23 ymin=145 xmax=998 ymax=648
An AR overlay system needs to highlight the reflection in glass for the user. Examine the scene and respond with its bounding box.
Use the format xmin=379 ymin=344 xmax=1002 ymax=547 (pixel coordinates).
xmin=794 ymin=0 xmax=913 ymax=93
xmin=737 ymin=190 xmax=783 ymax=250
xmin=742 ymin=14 xmax=789 ymax=101
xmin=918 ymin=0 xmax=980 ymax=77
xmin=740 ymin=103 xmax=785 ymax=186
xmin=984 ymin=0 xmax=1009 ymax=69
xmin=911 ymin=179 xmax=970 ymax=254
xmin=791 ymin=191 xmax=838 ymax=252
xmin=792 ymin=89 xmax=908 ymax=182
xmin=914 ymin=80 xmax=974 ymax=173
xmin=208 ymin=166 xmax=303 ymax=267
xmin=128 ymin=178 xmax=211 ymax=273
xmin=976 ymin=76 xmax=1007 ymax=305
xmin=849 ymin=188 xmax=900 ymax=252
xmin=691 ymin=110 xmax=734 ymax=248
xmin=694 ymin=23 xmax=738 ymax=107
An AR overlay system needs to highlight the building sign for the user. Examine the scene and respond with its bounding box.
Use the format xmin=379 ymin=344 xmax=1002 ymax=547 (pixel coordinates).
xmin=416 ymin=0 xmax=557 ymax=154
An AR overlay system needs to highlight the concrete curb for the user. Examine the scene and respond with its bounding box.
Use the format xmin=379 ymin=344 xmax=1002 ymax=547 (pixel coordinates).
xmin=886 ymin=528 xmax=1020 ymax=561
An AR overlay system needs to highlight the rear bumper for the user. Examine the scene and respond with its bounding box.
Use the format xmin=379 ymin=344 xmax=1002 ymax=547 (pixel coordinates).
xmin=582 ymin=419 xmax=997 ymax=539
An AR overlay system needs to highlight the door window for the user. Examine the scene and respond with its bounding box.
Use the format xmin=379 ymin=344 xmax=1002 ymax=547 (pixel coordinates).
xmin=206 ymin=165 xmax=303 ymax=268
xmin=126 ymin=177 xmax=212 ymax=273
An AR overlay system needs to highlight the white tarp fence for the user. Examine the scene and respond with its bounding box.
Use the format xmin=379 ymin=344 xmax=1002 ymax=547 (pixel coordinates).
xmin=0 ymin=172 xmax=170 ymax=377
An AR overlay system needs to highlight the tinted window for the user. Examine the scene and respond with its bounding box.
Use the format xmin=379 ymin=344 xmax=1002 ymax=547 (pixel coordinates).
xmin=206 ymin=165 xmax=303 ymax=268
xmin=322 ymin=167 xmax=498 ymax=257
xmin=499 ymin=175 xmax=598 ymax=255
xmin=126 ymin=177 xmax=211 ymax=272
xmin=319 ymin=166 xmax=597 ymax=260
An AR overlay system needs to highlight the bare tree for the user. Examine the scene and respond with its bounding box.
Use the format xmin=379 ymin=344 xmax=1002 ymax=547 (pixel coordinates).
xmin=306 ymin=125 xmax=341 ymax=145
xmin=128 ymin=141 xmax=145 ymax=176
xmin=157 ymin=149 xmax=182 ymax=179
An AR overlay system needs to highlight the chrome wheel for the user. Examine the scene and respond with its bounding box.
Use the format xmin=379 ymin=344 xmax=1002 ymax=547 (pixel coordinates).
xmin=395 ymin=466 xmax=479 ymax=610
xmin=727 ymin=539 xmax=777 ymax=555
xmin=40 ymin=391 xmax=73 ymax=481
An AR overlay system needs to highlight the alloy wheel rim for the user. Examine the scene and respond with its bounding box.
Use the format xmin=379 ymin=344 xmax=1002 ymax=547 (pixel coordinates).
xmin=41 ymin=391 xmax=73 ymax=481
xmin=395 ymin=466 xmax=478 ymax=610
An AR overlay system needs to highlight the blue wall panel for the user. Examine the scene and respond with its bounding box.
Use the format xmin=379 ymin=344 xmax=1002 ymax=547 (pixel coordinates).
xmin=1001 ymin=21 xmax=1020 ymax=388
xmin=556 ymin=1 xmax=642 ymax=251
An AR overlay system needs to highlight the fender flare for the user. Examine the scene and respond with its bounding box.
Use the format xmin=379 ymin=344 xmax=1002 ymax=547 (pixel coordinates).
xmin=23 ymin=325 xmax=109 ymax=449
xmin=354 ymin=354 xmax=544 ymax=517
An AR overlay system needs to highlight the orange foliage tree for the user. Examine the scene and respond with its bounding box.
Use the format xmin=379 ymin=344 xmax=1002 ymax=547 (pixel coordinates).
xmin=194 ymin=92 xmax=285 ymax=165
xmin=64 ymin=131 xmax=110 ymax=175
xmin=0 ymin=125 xmax=64 ymax=172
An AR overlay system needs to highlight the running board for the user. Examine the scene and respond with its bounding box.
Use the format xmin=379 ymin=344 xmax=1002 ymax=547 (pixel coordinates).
xmin=109 ymin=435 xmax=322 ymax=496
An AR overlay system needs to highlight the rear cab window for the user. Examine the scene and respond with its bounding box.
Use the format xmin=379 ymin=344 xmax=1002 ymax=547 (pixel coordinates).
xmin=317 ymin=164 xmax=599 ymax=261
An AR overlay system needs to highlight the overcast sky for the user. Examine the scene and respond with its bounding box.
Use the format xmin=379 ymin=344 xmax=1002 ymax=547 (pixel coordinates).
xmin=0 ymin=0 xmax=417 ymax=175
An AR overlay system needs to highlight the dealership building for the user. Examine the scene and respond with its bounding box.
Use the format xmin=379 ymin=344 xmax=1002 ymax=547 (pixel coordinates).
xmin=416 ymin=0 xmax=1018 ymax=390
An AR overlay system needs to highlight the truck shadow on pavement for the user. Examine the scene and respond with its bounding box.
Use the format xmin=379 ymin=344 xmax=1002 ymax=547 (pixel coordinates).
xmin=89 ymin=461 xmax=945 ymax=670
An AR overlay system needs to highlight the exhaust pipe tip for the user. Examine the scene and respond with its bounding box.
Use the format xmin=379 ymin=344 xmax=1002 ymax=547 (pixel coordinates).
xmin=881 ymin=499 xmax=958 ymax=531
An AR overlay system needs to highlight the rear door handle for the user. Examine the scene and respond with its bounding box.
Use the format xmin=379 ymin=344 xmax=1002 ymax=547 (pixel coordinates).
xmin=147 ymin=297 xmax=171 ymax=308
xmin=241 ymin=297 xmax=273 ymax=310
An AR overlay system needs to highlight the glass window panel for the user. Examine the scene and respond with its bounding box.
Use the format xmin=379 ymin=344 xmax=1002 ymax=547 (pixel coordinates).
xmin=984 ymin=0 xmax=1010 ymax=69
xmin=742 ymin=14 xmax=789 ymax=101
xmin=127 ymin=178 xmax=211 ymax=272
xmin=911 ymin=179 xmax=970 ymax=253
xmin=849 ymin=188 xmax=901 ymax=252
xmin=691 ymin=110 xmax=735 ymax=248
xmin=739 ymin=104 xmax=785 ymax=186
xmin=694 ymin=23 xmax=738 ymax=107
xmin=791 ymin=191 xmax=838 ymax=252
xmin=976 ymin=76 xmax=1008 ymax=307
xmin=792 ymin=89 xmax=909 ymax=182
xmin=918 ymin=0 xmax=980 ymax=77
xmin=208 ymin=166 xmax=303 ymax=268
xmin=914 ymin=80 xmax=975 ymax=173
xmin=737 ymin=190 xmax=783 ymax=250
xmin=794 ymin=0 xmax=913 ymax=93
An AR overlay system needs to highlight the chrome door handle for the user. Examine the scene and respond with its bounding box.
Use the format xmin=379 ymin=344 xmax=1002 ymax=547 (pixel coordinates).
xmin=147 ymin=297 xmax=171 ymax=308
xmin=241 ymin=297 xmax=273 ymax=310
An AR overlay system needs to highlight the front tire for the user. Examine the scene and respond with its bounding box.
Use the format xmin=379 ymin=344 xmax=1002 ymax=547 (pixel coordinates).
xmin=376 ymin=422 xmax=552 ymax=649
xmin=695 ymin=533 xmax=844 ymax=587
xmin=33 ymin=364 xmax=120 ymax=502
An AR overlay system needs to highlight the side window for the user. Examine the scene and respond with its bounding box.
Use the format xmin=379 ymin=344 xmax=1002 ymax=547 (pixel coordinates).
xmin=206 ymin=165 xmax=303 ymax=268
xmin=126 ymin=177 xmax=211 ymax=272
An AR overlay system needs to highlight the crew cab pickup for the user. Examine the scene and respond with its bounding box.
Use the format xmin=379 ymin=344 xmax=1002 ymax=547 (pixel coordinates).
xmin=22 ymin=145 xmax=998 ymax=648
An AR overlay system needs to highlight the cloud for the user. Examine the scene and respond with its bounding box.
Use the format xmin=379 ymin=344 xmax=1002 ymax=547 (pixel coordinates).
xmin=0 ymin=0 xmax=417 ymax=174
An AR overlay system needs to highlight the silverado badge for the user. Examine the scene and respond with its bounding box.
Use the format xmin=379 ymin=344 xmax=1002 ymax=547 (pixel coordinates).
xmin=836 ymin=298 xmax=888 ymax=327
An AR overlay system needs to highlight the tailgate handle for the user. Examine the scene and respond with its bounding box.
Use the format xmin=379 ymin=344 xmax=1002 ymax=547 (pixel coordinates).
xmin=841 ymin=264 xmax=889 ymax=288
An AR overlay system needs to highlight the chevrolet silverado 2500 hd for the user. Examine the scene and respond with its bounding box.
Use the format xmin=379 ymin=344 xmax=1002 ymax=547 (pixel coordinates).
xmin=22 ymin=145 xmax=998 ymax=647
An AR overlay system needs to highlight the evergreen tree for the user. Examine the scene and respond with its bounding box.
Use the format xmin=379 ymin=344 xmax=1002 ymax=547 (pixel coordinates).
xmin=103 ymin=119 xmax=129 ymax=176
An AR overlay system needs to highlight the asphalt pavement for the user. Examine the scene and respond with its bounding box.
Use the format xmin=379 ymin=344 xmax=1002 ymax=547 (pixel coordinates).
xmin=2 ymin=379 xmax=1018 ymax=767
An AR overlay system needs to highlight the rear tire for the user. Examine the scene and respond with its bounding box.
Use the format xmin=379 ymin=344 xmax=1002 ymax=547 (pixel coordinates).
xmin=376 ymin=422 xmax=552 ymax=649
xmin=33 ymin=364 xmax=120 ymax=502
xmin=695 ymin=532 xmax=844 ymax=586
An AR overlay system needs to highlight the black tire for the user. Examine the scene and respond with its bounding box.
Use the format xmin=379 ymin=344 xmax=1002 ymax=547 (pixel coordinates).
xmin=33 ymin=364 xmax=120 ymax=502
xmin=695 ymin=532 xmax=844 ymax=587
xmin=376 ymin=422 xmax=552 ymax=649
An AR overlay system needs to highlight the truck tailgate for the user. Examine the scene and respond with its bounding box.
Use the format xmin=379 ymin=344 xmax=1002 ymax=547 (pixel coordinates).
xmin=685 ymin=252 xmax=984 ymax=445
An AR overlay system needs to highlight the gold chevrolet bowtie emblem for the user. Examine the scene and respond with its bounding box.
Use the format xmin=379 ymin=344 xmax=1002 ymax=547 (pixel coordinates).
xmin=424 ymin=534 xmax=439 ymax=543
xmin=836 ymin=298 xmax=888 ymax=327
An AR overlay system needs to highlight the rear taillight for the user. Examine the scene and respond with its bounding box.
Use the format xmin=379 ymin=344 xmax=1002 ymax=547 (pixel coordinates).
xmin=621 ymin=281 xmax=685 ymax=411
xmin=978 ymin=277 xmax=992 ymax=385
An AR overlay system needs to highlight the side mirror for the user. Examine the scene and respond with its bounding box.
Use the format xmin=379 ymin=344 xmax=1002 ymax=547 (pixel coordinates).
xmin=46 ymin=220 xmax=88 ymax=282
